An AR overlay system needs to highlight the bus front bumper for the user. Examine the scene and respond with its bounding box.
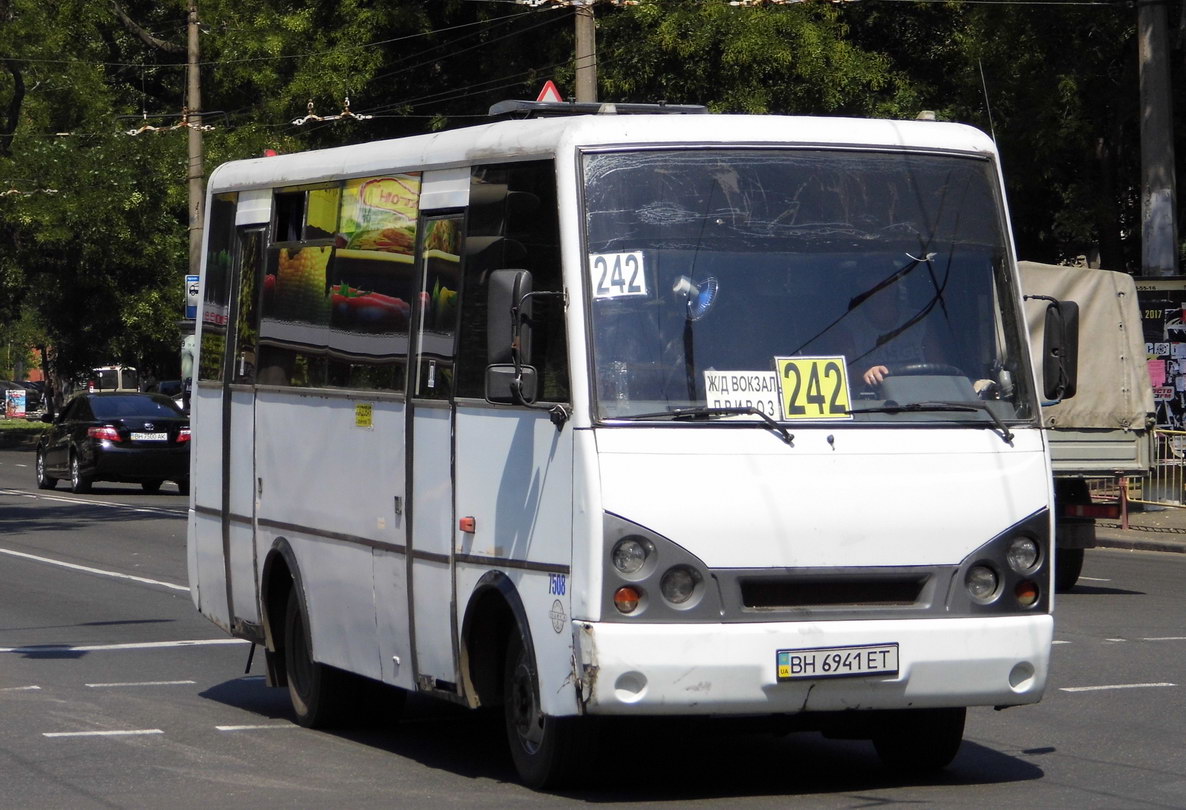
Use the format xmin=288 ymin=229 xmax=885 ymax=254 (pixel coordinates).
xmin=574 ymin=615 xmax=1052 ymax=715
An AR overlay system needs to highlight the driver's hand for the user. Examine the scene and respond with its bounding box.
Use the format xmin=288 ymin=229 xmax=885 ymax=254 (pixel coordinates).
xmin=863 ymin=365 xmax=890 ymax=386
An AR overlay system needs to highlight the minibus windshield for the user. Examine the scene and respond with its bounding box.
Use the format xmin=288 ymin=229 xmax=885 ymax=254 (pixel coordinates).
xmin=582 ymin=148 xmax=1035 ymax=427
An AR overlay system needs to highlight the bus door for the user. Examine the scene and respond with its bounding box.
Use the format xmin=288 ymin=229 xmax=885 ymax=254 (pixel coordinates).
xmin=407 ymin=213 xmax=465 ymax=689
xmin=223 ymin=225 xmax=264 ymax=636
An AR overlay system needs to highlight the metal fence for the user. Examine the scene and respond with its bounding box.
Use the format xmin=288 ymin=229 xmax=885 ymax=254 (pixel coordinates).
xmin=1124 ymin=429 xmax=1186 ymax=508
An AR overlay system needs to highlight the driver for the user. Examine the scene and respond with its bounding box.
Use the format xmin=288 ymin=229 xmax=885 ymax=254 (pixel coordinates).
xmin=843 ymin=282 xmax=948 ymax=387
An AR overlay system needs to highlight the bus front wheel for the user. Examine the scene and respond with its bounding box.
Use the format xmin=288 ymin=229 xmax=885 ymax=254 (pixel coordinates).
xmin=503 ymin=631 xmax=592 ymax=789
xmin=871 ymin=707 xmax=965 ymax=773
xmin=283 ymin=589 xmax=349 ymax=728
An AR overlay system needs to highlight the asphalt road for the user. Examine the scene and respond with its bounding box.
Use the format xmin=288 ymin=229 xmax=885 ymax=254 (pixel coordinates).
xmin=2 ymin=448 xmax=1186 ymax=808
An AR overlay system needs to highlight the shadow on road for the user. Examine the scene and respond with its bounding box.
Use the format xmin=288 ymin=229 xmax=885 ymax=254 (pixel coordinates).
xmin=199 ymin=675 xmax=1044 ymax=800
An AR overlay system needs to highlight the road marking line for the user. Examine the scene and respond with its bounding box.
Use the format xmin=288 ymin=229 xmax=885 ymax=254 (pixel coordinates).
xmin=215 ymin=724 xmax=296 ymax=732
xmin=43 ymin=729 xmax=164 ymax=738
xmin=1060 ymin=682 xmax=1176 ymax=692
xmin=1079 ymin=576 xmax=1110 ymax=582
xmin=0 ymin=639 xmax=248 ymax=654
xmin=0 ymin=685 xmax=41 ymax=692
xmin=1105 ymin=638 xmax=1127 ymax=643
xmin=1052 ymin=640 xmax=1071 ymax=645
xmin=0 ymin=547 xmax=188 ymax=592
xmin=86 ymin=680 xmax=196 ymax=688
xmin=0 ymin=488 xmax=185 ymax=517
xmin=1141 ymin=637 xmax=1186 ymax=642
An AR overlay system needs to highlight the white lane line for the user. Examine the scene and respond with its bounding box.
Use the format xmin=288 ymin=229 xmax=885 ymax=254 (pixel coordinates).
xmin=1060 ymin=682 xmax=1176 ymax=693
xmin=0 ymin=638 xmax=248 ymax=654
xmin=1053 ymin=640 xmax=1071 ymax=645
xmin=86 ymin=680 xmax=196 ymax=688
xmin=43 ymin=729 xmax=164 ymax=738
xmin=215 ymin=724 xmax=296 ymax=732
xmin=1141 ymin=637 xmax=1186 ymax=642
xmin=0 ymin=685 xmax=41 ymax=692
xmin=1079 ymin=576 xmax=1110 ymax=582
xmin=0 ymin=488 xmax=185 ymax=517
xmin=0 ymin=547 xmax=188 ymax=593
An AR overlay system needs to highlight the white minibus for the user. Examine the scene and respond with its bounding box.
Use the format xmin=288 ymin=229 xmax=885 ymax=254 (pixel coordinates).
xmin=188 ymin=103 xmax=1076 ymax=788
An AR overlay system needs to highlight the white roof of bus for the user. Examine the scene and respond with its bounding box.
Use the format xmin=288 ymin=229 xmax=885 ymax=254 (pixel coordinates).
xmin=207 ymin=114 xmax=997 ymax=192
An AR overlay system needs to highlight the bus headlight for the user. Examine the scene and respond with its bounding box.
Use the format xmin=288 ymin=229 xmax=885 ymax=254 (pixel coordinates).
xmin=612 ymin=537 xmax=653 ymax=576
xmin=1006 ymin=536 xmax=1040 ymax=574
xmin=965 ymin=564 xmax=1000 ymax=602
xmin=660 ymin=566 xmax=702 ymax=606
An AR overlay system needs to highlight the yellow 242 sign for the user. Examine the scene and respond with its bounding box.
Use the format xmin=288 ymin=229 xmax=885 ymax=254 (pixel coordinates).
xmin=775 ymin=356 xmax=853 ymax=421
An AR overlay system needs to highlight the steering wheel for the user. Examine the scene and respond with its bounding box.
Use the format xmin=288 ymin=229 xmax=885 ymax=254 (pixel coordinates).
xmin=893 ymin=362 xmax=966 ymax=377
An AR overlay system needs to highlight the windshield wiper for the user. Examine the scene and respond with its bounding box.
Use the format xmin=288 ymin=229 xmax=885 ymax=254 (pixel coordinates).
xmin=615 ymin=406 xmax=794 ymax=445
xmin=846 ymin=400 xmax=1014 ymax=444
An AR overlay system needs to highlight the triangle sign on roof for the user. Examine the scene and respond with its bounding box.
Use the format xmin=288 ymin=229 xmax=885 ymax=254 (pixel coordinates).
xmin=536 ymin=81 xmax=563 ymax=103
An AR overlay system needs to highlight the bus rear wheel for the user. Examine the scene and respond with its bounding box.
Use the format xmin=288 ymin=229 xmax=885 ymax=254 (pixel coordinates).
xmin=871 ymin=707 xmax=965 ymax=773
xmin=283 ymin=589 xmax=350 ymax=728
xmin=503 ymin=631 xmax=592 ymax=789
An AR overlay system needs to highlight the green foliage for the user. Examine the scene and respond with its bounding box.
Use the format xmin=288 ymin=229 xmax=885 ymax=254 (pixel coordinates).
xmin=597 ymin=1 xmax=916 ymax=117
xmin=0 ymin=0 xmax=1178 ymax=385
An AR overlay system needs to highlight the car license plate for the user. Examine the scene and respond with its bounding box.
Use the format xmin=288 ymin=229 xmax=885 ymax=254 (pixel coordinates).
xmin=776 ymin=643 xmax=899 ymax=681
xmin=131 ymin=432 xmax=168 ymax=441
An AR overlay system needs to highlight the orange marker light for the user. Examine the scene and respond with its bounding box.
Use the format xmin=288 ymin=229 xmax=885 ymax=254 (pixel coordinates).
xmin=1015 ymin=580 xmax=1039 ymax=607
xmin=459 ymin=516 xmax=476 ymax=533
xmin=613 ymin=586 xmax=641 ymax=614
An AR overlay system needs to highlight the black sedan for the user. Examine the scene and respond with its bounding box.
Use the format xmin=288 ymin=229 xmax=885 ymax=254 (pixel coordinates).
xmin=36 ymin=392 xmax=190 ymax=494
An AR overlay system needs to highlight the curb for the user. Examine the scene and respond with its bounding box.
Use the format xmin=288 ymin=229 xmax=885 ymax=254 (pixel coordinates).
xmin=1095 ymin=530 xmax=1186 ymax=554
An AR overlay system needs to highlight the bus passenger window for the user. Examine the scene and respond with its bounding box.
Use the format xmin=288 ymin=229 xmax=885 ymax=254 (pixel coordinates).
xmin=257 ymin=246 xmax=331 ymax=388
xmin=231 ymin=229 xmax=263 ymax=385
xmin=273 ymin=191 xmax=305 ymax=244
xmin=198 ymin=193 xmax=237 ymax=383
xmin=415 ymin=217 xmax=463 ymax=400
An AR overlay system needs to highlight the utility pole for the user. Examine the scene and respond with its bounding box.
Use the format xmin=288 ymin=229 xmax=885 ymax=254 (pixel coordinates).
xmin=186 ymin=0 xmax=205 ymax=280
xmin=1139 ymin=0 xmax=1178 ymax=276
xmin=574 ymin=2 xmax=597 ymax=102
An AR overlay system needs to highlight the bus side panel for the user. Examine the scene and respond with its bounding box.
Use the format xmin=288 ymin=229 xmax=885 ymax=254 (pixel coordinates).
xmin=254 ymin=389 xmax=406 ymax=682
xmin=228 ymin=387 xmax=258 ymax=624
xmin=190 ymin=383 xmax=229 ymax=628
xmin=410 ymin=405 xmax=456 ymax=686
xmin=453 ymin=406 xmax=578 ymax=717
xmin=373 ymin=548 xmax=412 ymax=689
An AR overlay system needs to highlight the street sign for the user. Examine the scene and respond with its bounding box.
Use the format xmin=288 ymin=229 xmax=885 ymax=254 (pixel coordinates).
xmin=186 ymin=274 xmax=200 ymax=319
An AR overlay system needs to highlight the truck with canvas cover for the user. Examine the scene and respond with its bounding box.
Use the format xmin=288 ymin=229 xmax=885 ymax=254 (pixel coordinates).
xmin=1020 ymin=261 xmax=1155 ymax=590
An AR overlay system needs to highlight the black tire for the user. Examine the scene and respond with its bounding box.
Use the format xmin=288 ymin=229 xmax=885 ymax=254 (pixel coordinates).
xmin=69 ymin=452 xmax=92 ymax=494
xmin=283 ymin=588 xmax=351 ymax=728
xmin=35 ymin=450 xmax=57 ymax=490
xmin=503 ymin=631 xmax=593 ymax=789
xmin=175 ymin=478 xmax=190 ymax=496
xmin=1055 ymin=547 xmax=1085 ymax=593
xmin=871 ymin=707 xmax=966 ymax=773
xmin=141 ymin=480 xmax=163 ymax=494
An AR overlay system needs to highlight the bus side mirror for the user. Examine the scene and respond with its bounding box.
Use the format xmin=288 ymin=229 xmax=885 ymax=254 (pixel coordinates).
xmin=485 ymin=364 xmax=539 ymax=404
xmin=1042 ymin=299 xmax=1079 ymax=401
xmin=486 ymin=269 xmax=536 ymax=405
